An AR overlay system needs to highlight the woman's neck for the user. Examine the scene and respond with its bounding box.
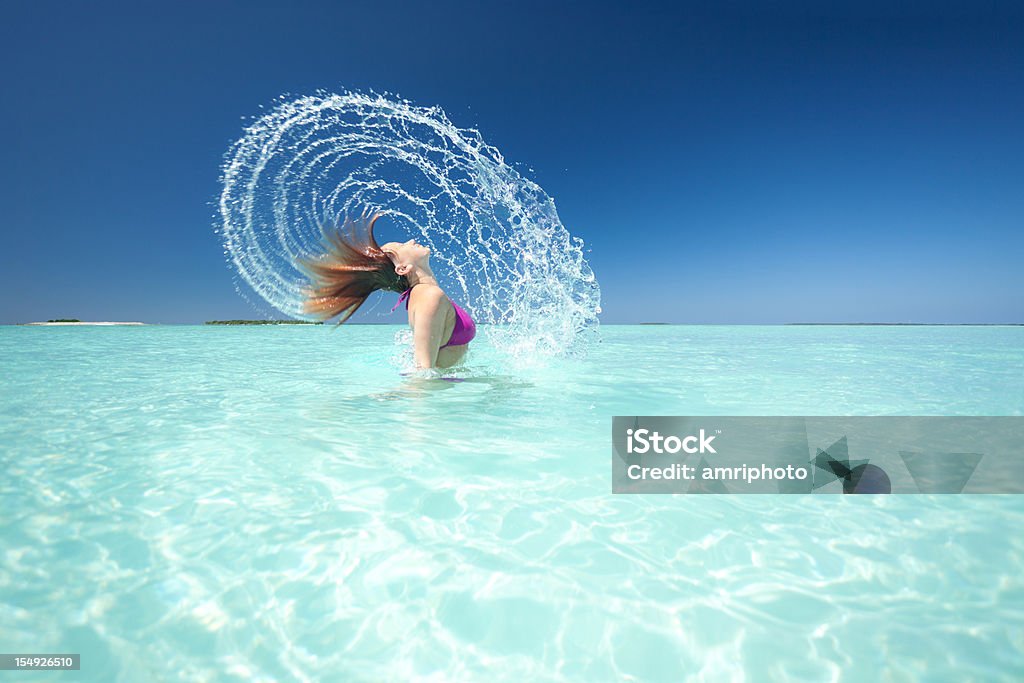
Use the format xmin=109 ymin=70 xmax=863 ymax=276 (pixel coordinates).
xmin=406 ymin=266 xmax=438 ymax=288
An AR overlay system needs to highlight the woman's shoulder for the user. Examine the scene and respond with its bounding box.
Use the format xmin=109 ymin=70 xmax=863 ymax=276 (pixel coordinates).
xmin=409 ymin=284 xmax=449 ymax=306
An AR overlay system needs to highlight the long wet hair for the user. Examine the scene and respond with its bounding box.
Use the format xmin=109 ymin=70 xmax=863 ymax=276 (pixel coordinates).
xmin=295 ymin=210 xmax=409 ymax=325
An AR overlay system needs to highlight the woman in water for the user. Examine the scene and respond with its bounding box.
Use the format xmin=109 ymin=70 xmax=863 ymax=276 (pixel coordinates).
xmin=296 ymin=210 xmax=476 ymax=370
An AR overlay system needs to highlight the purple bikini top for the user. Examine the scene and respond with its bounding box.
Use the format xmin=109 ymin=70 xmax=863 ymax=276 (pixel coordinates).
xmin=391 ymin=286 xmax=477 ymax=349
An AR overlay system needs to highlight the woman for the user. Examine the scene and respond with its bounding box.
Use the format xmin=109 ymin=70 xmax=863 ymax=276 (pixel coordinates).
xmin=297 ymin=210 xmax=476 ymax=369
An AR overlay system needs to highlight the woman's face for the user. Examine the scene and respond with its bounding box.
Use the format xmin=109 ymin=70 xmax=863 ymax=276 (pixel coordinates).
xmin=381 ymin=238 xmax=430 ymax=272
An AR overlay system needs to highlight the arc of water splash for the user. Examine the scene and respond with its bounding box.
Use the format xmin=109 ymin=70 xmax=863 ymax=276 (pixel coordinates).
xmin=217 ymin=90 xmax=601 ymax=358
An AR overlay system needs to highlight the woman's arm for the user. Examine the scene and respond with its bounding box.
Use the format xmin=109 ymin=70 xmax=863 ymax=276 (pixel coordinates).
xmin=410 ymin=288 xmax=447 ymax=369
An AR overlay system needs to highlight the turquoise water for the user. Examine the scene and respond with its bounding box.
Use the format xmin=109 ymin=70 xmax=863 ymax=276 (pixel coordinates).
xmin=1 ymin=325 xmax=1022 ymax=681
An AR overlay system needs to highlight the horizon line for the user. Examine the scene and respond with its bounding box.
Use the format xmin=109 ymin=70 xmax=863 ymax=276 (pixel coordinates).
xmin=5 ymin=321 xmax=1023 ymax=327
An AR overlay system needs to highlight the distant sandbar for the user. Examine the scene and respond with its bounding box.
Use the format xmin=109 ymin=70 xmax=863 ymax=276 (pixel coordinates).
xmin=24 ymin=321 xmax=146 ymax=326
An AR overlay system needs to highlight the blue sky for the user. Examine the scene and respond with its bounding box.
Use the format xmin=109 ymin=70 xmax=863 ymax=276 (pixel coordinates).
xmin=1 ymin=0 xmax=1021 ymax=324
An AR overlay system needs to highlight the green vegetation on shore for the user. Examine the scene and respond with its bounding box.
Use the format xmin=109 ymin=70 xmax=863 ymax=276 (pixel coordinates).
xmin=204 ymin=320 xmax=323 ymax=325
xmin=47 ymin=318 xmax=81 ymax=323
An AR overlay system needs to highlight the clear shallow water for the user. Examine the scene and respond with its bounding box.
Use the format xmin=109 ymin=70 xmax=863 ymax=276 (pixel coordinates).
xmin=1 ymin=325 xmax=1022 ymax=682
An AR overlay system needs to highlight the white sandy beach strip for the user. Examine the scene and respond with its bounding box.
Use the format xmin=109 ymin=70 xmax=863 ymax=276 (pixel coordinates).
xmin=24 ymin=322 xmax=146 ymax=326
